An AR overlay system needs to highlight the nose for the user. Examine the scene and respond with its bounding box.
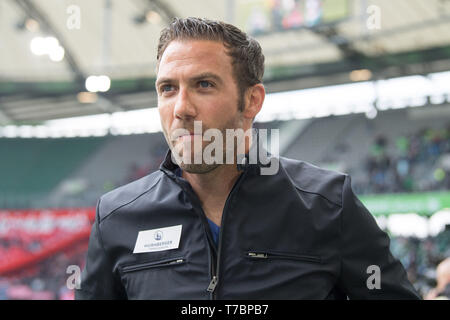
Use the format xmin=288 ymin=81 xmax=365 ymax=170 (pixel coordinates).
xmin=173 ymin=87 xmax=197 ymax=120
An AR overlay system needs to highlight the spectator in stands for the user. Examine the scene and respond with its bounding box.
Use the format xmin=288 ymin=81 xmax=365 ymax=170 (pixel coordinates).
xmin=360 ymin=124 xmax=450 ymax=195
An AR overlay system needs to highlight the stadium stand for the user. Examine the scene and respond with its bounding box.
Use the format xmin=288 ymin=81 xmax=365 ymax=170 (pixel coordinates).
xmin=46 ymin=133 xmax=167 ymax=208
xmin=284 ymin=107 xmax=450 ymax=195
xmin=0 ymin=137 xmax=107 ymax=209
xmin=1 ymin=106 xmax=449 ymax=209
xmin=0 ymin=241 xmax=88 ymax=300
xmin=389 ymin=226 xmax=450 ymax=298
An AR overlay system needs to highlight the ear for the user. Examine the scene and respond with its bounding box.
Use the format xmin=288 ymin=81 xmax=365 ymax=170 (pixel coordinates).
xmin=242 ymin=83 xmax=265 ymax=120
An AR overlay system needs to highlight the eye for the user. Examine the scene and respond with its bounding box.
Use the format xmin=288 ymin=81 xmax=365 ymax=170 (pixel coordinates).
xmin=161 ymin=84 xmax=175 ymax=93
xmin=198 ymin=80 xmax=213 ymax=88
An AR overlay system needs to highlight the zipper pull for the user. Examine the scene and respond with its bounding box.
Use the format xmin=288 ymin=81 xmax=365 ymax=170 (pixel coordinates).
xmin=207 ymin=276 xmax=218 ymax=293
xmin=169 ymin=259 xmax=184 ymax=264
xmin=248 ymin=252 xmax=268 ymax=258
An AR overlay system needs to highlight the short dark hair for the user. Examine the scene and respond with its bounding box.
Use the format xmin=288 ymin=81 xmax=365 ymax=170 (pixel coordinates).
xmin=156 ymin=17 xmax=265 ymax=111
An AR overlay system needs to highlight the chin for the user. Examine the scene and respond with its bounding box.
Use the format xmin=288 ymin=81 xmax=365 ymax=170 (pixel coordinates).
xmin=179 ymin=163 xmax=220 ymax=174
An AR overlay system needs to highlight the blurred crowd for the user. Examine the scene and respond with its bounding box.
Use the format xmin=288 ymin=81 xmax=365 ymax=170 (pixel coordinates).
xmin=354 ymin=126 xmax=450 ymax=194
xmin=389 ymin=226 xmax=450 ymax=298
xmin=0 ymin=242 xmax=87 ymax=300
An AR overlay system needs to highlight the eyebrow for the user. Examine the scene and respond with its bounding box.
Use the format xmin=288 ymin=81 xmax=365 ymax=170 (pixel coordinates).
xmin=155 ymin=72 xmax=224 ymax=89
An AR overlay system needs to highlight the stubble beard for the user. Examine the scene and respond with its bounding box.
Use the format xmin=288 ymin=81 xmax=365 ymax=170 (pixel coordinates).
xmin=164 ymin=115 xmax=245 ymax=175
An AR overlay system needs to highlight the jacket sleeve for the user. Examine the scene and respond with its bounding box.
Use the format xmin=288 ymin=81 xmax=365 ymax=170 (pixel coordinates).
xmin=75 ymin=200 xmax=127 ymax=300
xmin=337 ymin=175 xmax=422 ymax=300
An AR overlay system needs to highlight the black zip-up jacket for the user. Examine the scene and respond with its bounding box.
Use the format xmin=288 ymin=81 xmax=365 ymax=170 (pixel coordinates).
xmin=75 ymin=146 xmax=421 ymax=300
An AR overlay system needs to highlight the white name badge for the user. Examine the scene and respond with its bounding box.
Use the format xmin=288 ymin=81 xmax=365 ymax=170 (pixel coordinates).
xmin=133 ymin=225 xmax=182 ymax=254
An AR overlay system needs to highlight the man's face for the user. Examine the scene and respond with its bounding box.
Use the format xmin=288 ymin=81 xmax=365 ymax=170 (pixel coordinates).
xmin=156 ymin=39 xmax=245 ymax=174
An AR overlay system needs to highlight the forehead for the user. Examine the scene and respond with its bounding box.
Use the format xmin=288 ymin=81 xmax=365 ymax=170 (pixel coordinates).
xmin=157 ymin=40 xmax=233 ymax=78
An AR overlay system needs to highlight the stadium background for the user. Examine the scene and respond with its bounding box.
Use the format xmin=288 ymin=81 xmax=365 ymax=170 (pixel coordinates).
xmin=1 ymin=0 xmax=450 ymax=300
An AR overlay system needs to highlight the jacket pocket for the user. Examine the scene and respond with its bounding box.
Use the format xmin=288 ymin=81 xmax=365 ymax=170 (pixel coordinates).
xmin=120 ymin=256 xmax=186 ymax=274
xmin=245 ymin=250 xmax=322 ymax=264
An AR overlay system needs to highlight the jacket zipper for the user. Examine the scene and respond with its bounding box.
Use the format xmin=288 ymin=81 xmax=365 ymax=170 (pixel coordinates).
xmin=121 ymin=257 xmax=185 ymax=274
xmin=170 ymin=176 xmax=219 ymax=299
xmin=207 ymin=275 xmax=218 ymax=292
xmin=248 ymin=252 xmax=268 ymax=259
xmin=164 ymin=161 xmax=250 ymax=299
xmin=207 ymin=245 xmax=217 ymax=295
xmin=246 ymin=251 xmax=322 ymax=263
xmin=207 ymin=169 xmax=249 ymax=299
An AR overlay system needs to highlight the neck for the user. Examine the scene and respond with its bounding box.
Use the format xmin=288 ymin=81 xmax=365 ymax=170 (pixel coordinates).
xmin=182 ymin=163 xmax=241 ymax=195
xmin=180 ymin=133 xmax=253 ymax=225
xmin=182 ymin=163 xmax=241 ymax=226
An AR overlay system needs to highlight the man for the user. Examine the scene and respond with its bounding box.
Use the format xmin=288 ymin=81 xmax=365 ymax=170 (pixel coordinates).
xmin=76 ymin=17 xmax=421 ymax=299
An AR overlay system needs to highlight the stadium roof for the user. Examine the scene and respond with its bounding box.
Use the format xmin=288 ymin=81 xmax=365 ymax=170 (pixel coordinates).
xmin=1 ymin=0 xmax=450 ymax=124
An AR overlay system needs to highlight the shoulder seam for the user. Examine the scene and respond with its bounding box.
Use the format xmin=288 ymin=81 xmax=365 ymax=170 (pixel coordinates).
xmin=294 ymin=185 xmax=342 ymax=208
xmin=282 ymin=158 xmax=346 ymax=207
xmin=99 ymin=174 xmax=162 ymax=224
